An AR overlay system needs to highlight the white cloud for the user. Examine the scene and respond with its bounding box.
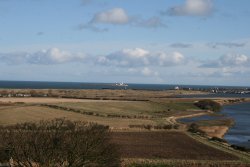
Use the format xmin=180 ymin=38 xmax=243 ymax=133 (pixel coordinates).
xmin=91 ymin=8 xmax=129 ymax=24
xmin=97 ymin=48 xmax=186 ymax=67
xmin=0 ymin=48 xmax=86 ymax=65
xmin=141 ymin=67 xmax=159 ymax=77
xmin=121 ymin=48 xmax=149 ymax=58
xmin=97 ymin=48 xmax=150 ymax=67
xmin=201 ymin=53 xmax=249 ymax=68
xmin=0 ymin=47 xmax=188 ymax=71
xmin=158 ymin=52 xmax=185 ymax=66
xmin=168 ymin=0 xmax=213 ymax=16
xmin=220 ymin=54 xmax=249 ymax=66
xmin=80 ymin=8 xmax=166 ymax=32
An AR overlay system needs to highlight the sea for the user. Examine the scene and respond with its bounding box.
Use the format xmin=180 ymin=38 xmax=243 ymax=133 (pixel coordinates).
xmin=180 ymin=102 xmax=250 ymax=149
xmin=0 ymin=80 xmax=249 ymax=91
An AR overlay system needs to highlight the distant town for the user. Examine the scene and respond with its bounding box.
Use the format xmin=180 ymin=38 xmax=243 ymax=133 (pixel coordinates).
xmin=174 ymin=86 xmax=250 ymax=95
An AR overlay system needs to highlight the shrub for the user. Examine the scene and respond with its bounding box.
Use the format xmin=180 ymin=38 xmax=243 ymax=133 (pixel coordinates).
xmin=153 ymin=124 xmax=179 ymax=130
xmin=0 ymin=119 xmax=120 ymax=167
xmin=188 ymin=123 xmax=205 ymax=135
xmin=144 ymin=124 xmax=152 ymax=130
xmin=128 ymin=124 xmax=153 ymax=130
xmin=0 ymin=146 xmax=11 ymax=163
xmin=194 ymin=100 xmax=222 ymax=112
xmin=231 ymin=145 xmax=248 ymax=152
xmin=209 ymin=137 xmax=228 ymax=143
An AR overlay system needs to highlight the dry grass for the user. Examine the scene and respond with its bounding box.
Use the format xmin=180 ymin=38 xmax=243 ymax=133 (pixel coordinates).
xmin=0 ymin=97 xmax=203 ymax=129
xmin=0 ymin=97 xmax=121 ymax=103
xmin=50 ymin=99 xmax=201 ymax=117
xmin=0 ymin=105 xmax=157 ymax=128
xmin=52 ymin=101 xmax=169 ymax=117
xmin=199 ymin=126 xmax=229 ymax=138
xmin=0 ymin=89 xmax=206 ymax=101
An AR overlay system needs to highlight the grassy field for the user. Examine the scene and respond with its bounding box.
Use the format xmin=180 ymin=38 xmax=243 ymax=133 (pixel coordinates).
xmin=0 ymin=98 xmax=202 ymax=130
xmin=0 ymin=89 xmax=206 ymax=101
xmin=51 ymin=100 xmax=200 ymax=117
xmin=0 ymin=104 xmax=158 ymax=128
xmin=1 ymin=95 xmax=250 ymax=167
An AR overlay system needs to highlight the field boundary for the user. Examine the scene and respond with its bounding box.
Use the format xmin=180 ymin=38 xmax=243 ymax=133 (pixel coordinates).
xmin=186 ymin=132 xmax=250 ymax=163
xmin=40 ymin=104 xmax=154 ymax=119
xmin=122 ymin=158 xmax=250 ymax=167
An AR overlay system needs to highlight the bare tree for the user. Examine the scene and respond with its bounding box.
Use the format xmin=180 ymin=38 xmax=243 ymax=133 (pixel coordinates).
xmin=0 ymin=119 xmax=120 ymax=167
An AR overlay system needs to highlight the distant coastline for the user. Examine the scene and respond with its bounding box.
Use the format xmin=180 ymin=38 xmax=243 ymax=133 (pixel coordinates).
xmin=0 ymin=80 xmax=249 ymax=91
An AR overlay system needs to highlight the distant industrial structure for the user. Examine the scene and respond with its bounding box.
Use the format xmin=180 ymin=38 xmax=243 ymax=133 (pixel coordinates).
xmin=112 ymin=82 xmax=128 ymax=89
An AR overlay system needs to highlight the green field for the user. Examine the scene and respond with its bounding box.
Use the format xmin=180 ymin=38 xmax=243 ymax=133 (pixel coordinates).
xmin=51 ymin=100 xmax=200 ymax=117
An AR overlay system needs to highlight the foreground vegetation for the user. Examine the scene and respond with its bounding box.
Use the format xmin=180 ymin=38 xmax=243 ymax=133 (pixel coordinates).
xmin=0 ymin=119 xmax=120 ymax=167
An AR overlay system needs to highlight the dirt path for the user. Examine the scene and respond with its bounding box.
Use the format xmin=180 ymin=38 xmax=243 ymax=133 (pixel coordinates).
xmin=165 ymin=112 xmax=209 ymax=130
xmin=165 ymin=112 xmax=208 ymax=125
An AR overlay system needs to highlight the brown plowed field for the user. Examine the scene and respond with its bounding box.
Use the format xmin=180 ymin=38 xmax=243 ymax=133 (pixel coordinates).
xmin=111 ymin=131 xmax=238 ymax=160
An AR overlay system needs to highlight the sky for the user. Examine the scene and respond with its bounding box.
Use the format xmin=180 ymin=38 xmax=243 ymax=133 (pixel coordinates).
xmin=0 ymin=0 xmax=250 ymax=86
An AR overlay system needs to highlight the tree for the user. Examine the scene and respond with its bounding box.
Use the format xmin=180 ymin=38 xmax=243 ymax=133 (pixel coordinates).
xmin=0 ymin=119 xmax=120 ymax=167
xmin=188 ymin=123 xmax=205 ymax=135
xmin=29 ymin=90 xmax=38 ymax=97
xmin=194 ymin=99 xmax=222 ymax=112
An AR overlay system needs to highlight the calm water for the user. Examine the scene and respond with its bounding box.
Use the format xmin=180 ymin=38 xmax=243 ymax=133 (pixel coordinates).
xmin=223 ymin=103 xmax=250 ymax=148
xmin=0 ymin=80 xmax=249 ymax=92
xmin=180 ymin=103 xmax=250 ymax=148
xmin=0 ymin=81 xmax=201 ymax=90
xmin=0 ymin=81 xmax=188 ymax=90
